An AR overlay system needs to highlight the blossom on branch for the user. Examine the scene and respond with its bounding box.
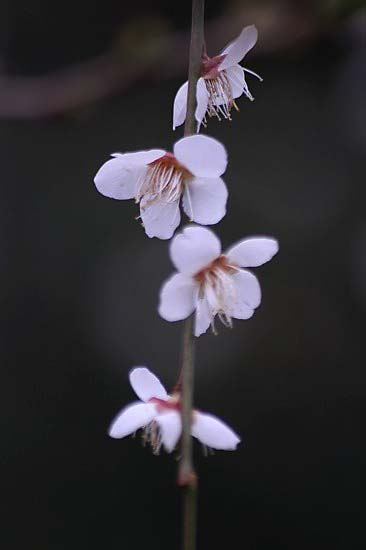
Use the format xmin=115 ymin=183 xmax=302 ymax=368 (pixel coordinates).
xmin=94 ymin=135 xmax=228 ymax=239
xmin=159 ymin=226 xmax=278 ymax=337
xmin=173 ymin=25 xmax=262 ymax=130
xmin=109 ymin=367 xmax=240 ymax=453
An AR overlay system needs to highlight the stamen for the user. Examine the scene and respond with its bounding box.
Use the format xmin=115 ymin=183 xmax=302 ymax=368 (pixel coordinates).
xmin=243 ymin=67 xmax=263 ymax=81
xmin=201 ymin=444 xmax=215 ymax=457
xmin=204 ymin=70 xmax=235 ymax=122
xmin=194 ymin=255 xmax=240 ymax=333
xmin=142 ymin=421 xmax=162 ymax=455
xmin=136 ymin=154 xmax=192 ymax=211
xmin=218 ymin=312 xmax=233 ymax=328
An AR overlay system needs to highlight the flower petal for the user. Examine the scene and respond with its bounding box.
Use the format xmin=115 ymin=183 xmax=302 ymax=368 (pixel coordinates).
xmin=108 ymin=402 xmax=156 ymax=439
xmin=94 ymin=150 xmax=165 ymax=200
xmin=158 ymin=273 xmax=197 ymax=322
xmin=225 ymin=294 xmax=254 ymax=320
xmin=183 ymin=176 xmax=228 ymax=225
xmin=226 ymin=301 xmax=254 ymax=320
xmin=230 ymin=269 xmax=261 ymax=311
xmin=129 ymin=367 xmax=168 ymax=402
xmin=155 ymin=412 xmax=182 ymax=453
xmin=219 ymin=25 xmax=258 ymax=70
xmin=192 ymin=412 xmax=240 ymax=450
xmin=173 ymin=81 xmax=188 ymax=130
xmin=94 ymin=157 xmax=142 ymax=200
xmin=170 ymin=226 xmax=221 ymax=275
xmin=226 ymin=237 xmax=279 ymax=267
xmin=194 ymin=296 xmax=212 ymax=337
xmin=111 ymin=150 xmax=166 ymax=165
xmin=140 ymin=197 xmax=181 ymax=240
xmin=195 ymin=78 xmax=209 ymax=131
xmin=174 ymin=135 xmax=227 ymax=178
xmin=225 ymin=64 xmax=245 ymax=99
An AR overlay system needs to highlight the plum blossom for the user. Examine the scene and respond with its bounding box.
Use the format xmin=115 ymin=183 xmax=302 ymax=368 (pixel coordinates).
xmin=159 ymin=226 xmax=279 ymax=337
xmin=109 ymin=367 xmax=240 ymax=453
xmin=94 ymin=135 xmax=228 ymax=240
xmin=173 ymin=25 xmax=262 ymax=131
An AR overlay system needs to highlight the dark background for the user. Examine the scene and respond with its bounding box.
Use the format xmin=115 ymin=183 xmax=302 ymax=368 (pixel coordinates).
xmin=1 ymin=1 xmax=365 ymax=549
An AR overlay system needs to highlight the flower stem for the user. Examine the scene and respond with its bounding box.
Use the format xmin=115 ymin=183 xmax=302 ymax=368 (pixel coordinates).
xmin=178 ymin=315 xmax=196 ymax=486
xmin=178 ymin=315 xmax=197 ymax=548
xmin=184 ymin=0 xmax=205 ymax=137
xmin=178 ymin=1 xmax=204 ymax=550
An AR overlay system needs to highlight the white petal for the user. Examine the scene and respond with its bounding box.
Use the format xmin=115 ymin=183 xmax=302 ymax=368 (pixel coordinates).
xmin=94 ymin=149 xmax=165 ymax=200
xmin=225 ymin=64 xmax=245 ymax=99
xmin=140 ymin=197 xmax=181 ymax=240
xmin=170 ymin=226 xmax=221 ymax=274
xmin=108 ymin=402 xmax=156 ymax=439
xmin=219 ymin=25 xmax=258 ymax=70
xmin=111 ymin=150 xmax=166 ymax=165
xmin=94 ymin=157 xmax=142 ymax=200
xmin=195 ymin=78 xmax=209 ymax=130
xmin=155 ymin=412 xmax=182 ymax=453
xmin=129 ymin=367 xmax=168 ymax=402
xmin=226 ymin=301 xmax=254 ymax=320
xmin=230 ymin=269 xmax=261 ymax=312
xmin=183 ymin=176 xmax=228 ymax=225
xmin=158 ymin=273 xmax=197 ymax=322
xmin=192 ymin=412 xmax=240 ymax=450
xmin=174 ymin=135 xmax=227 ymax=178
xmin=194 ymin=296 xmax=212 ymax=337
xmin=226 ymin=237 xmax=279 ymax=267
xmin=173 ymin=81 xmax=188 ymax=130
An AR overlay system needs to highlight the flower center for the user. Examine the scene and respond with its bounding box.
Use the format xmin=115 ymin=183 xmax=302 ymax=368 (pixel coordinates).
xmin=201 ymin=53 xmax=226 ymax=79
xmin=142 ymin=394 xmax=188 ymax=455
xmin=141 ymin=395 xmax=180 ymax=456
xmin=200 ymin=53 xmax=238 ymax=123
xmin=136 ymin=153 xmax=192 ymax=207
xmin=194 ymin=255 xmax=238 ymax=284
xmin=149 ymin=395 xmax=181 ymax=412
xmin=203 ymin=72 xmax=239 ymax=123
xmin=194 ymin=255 xmax=239 ymax=332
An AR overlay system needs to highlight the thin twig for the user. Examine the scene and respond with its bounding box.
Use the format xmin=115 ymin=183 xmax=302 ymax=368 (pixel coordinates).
xmin=183 ymin=0 xmax=205 ymax=137
xmin=178 ymin=315 xmax=197 ymax=489
xmin=178 ymin=3 xmax=205 ymax=550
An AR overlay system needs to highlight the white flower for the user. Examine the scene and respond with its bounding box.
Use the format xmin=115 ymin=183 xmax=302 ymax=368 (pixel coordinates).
xmin=173 ymin=25 xmax=262 ymax=131
xmin=94 ymin=135 xmax=228 ymax=240
xmin=109 ymin=367 xmax=240 ymax=453
xmin=159 ymin=226 xmax=279 ymax=337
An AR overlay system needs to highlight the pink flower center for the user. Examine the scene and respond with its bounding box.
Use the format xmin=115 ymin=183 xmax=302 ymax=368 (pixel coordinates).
xmin=136 ymin=153 xmax=192 ymax=207
xmin=149 ymin=395 xmax=199 ymax=422
xmin=200 ymin=54 xmax=238 ymax=124
xmin=142 ymin=395 xmax=199 ymax=455
xmin=194 ymin=255 xmax=237 ymax=285
xmin=201 ymin=54 xmax=226 ymax=79
xmin=149 ymin=396 xmax=181 ymax=412
xmin=194 ymin=255 xmax=239 ymax=332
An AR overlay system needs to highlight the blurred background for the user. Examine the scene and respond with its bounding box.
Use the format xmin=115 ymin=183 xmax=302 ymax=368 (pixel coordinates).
xmin=1 ymin=1 xmax=365 ymax=548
